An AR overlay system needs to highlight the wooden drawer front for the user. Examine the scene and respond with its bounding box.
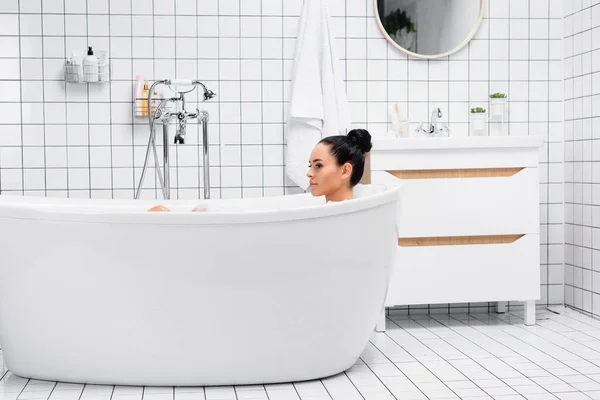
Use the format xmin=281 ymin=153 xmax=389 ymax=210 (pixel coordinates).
xmin=384 ymin=234 xmax=540 ymax=307
xmin=395 ymin=167 xmax=539 ymax=237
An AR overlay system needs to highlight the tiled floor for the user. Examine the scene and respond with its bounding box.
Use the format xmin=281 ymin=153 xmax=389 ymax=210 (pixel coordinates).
xmin=3 ymin=307 xmax=600 ymax=399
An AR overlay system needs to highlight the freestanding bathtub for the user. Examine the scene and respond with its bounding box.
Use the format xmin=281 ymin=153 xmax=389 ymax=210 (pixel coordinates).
xmin=0 ymin=184 xmax=402 ymax=386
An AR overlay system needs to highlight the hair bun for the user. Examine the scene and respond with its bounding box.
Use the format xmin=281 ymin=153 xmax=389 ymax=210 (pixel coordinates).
xmin=347 ymin=129 xmax=372 ymax=154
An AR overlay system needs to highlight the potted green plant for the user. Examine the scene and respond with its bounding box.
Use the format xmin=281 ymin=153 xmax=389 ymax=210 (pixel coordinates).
xmin=489 ymin=92 xmax=507 ymax=119
xmin=382 ymin=9 xmax=416 ymax=51
xmin=470 ymin=107 xmax=487 ymax=136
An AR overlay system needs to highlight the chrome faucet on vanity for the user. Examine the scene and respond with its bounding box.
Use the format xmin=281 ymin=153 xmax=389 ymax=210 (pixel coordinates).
xmin=415 ymin=107 xmax=450 ymax=136
xmin=135 ymin=79 xmax=216 ymax=200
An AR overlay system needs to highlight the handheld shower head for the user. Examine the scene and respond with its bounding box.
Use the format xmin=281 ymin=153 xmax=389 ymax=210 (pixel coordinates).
xmin=204 ymin=89 xmax=216 ymax=101
xmin=190 ymin=80 xmax=216 ymax=102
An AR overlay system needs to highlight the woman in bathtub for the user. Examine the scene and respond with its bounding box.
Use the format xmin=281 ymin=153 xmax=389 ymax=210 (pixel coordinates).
xmin=306 ymin=128 xmax=372 ymax=203
xmin=148 ymin=128 xmax=372 ymax=211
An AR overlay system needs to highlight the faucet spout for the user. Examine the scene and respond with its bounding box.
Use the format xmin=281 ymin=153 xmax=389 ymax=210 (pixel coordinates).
xmin=414 ymin=107 xmax=450 ymax=137
xmin=175 ymin=121 xmax=186 ymax=144
xmin=429 ymin=107 xmax=442 ymax=133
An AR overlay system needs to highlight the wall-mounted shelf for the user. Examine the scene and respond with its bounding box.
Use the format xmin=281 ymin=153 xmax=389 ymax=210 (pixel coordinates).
xmin=134 ymin=97 xmax=172 ymax=118
xmin=64 ymin=60 xmax=111 ymax=83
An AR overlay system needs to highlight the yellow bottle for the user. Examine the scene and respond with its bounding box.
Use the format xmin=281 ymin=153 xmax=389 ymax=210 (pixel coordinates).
xmin=141 ymin=81 xmax=149 ymax=117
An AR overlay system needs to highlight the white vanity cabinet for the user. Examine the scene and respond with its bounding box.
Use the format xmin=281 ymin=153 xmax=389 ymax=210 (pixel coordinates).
xmin=369 ymin=136 xmax=544 ymax=328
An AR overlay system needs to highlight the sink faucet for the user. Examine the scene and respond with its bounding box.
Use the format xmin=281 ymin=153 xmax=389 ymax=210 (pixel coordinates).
xmin=429 ymin=107 xmax=441 ymax=134
xmin=416 ymin=107 xmax=450 ymax=136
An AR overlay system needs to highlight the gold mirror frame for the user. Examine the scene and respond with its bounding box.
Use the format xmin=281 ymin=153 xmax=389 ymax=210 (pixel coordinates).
xmin=373 ymin=0 xmax=485 ymax=59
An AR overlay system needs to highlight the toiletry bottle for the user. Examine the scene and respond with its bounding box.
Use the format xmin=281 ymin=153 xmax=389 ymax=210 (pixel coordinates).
xmin=96 ymin=49 xmax=108 ymax=81
xmin=71 ymin=50 xmax=84 ymax=82
xmin=141 ymin=80 xmax=149 ymax=117
xmin=82 ymin=46 xmax=98 ymax=83
xmin=134 ymin=76 xmax=144 ymax=116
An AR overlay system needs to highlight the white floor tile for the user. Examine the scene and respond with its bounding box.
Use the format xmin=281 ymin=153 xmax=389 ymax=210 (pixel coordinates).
xmin=7 ymin=311 xmax=600 ymax=399
xmin=587 ymin=391 xmax=600 ymax=400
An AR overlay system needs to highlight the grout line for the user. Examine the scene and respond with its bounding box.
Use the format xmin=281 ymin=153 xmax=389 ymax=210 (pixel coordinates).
xmin=108 ymin=0 xmax=113 ymax=199
xmin=129 ymin=0 xmax=135 ymax=199
xmin=238 ymin=0 xmax=242 ymax=198
xmin=317 ymin=380 xmax=334 ymax=400
xmin=12 ymin=0 xmax=20 ymax=196
xmin=174 ymin=0 xmax=179 ymax=201
xmin=196 ymin=0 xmax=202 ymax=199
xmin=280 ymin=1 xmax=286 ymax=197
xmin=556 ymin=0 xmax=563 ymax=310
xmin=84 ymin=0 xmax=89 ymax=198
xmin=261 ymin=2 xmax=265 ymax=197
xmin=587 ymin=2 xmax=593 ymax=317
xmin=8 ymin=11 xmax=566 ymax=18
xmin=216 ymin=0 xmax=222 ymax=199
xmin=341 ymin=371 xmax=366 ymax=400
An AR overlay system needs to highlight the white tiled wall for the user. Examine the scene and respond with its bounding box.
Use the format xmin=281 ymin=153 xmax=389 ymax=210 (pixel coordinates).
xmin=0 ymin=0 xmax=563 ymax=308
xmin=564 ymin=0 xmax=600 ymax=317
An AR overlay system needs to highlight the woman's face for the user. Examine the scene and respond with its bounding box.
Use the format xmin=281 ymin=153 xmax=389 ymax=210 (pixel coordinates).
xmin=306 ymin=143 xmax=351 ymax=197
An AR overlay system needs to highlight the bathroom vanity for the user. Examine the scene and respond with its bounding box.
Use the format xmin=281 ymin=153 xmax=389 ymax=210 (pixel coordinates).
xmin=369 ymin=135 xmax=544 ymax=328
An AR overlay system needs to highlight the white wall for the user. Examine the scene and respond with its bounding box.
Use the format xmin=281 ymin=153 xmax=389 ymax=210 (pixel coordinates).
xmin=564 ymin=0 xmax=600 ymax=317
xmin=0 ymin=0 xmax=563 ymax=310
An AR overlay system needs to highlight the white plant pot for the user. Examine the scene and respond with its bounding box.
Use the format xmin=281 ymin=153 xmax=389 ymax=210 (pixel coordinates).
xmin=490 ymin=98 xmax=506 ymax=119
xmin=471 ymin=113 xmax=487 ymax=136
xmin=489 ymin=122 xmax=507 ymax=136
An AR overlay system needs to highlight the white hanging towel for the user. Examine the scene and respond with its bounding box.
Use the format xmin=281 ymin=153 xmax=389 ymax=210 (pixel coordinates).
xmin=285 ymin=0 xmax=351 ymax=191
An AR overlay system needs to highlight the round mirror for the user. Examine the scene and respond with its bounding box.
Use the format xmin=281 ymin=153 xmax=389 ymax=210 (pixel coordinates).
xmin=374 ymin=0 xmax=484 ymax=59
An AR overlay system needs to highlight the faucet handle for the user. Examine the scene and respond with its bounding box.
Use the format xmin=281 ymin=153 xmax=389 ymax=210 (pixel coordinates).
xmin=415 ymin=122 xmax=450 ymax=137
xmin=197 ymin=109 xmax=210 ymax=122
xmin=436 ymin=123 xmax=450 ymax=136
xmin=415 ymin=122 xmax=435 ymax=136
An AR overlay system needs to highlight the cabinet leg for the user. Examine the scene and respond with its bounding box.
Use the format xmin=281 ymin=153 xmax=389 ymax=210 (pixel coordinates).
xmin=524 ymin=300 xmax=536 ymax=326
xmin=375 ymin=308 xmax=386 ymax=332
xmin=496 ymin=301 xmax=507 ymax=314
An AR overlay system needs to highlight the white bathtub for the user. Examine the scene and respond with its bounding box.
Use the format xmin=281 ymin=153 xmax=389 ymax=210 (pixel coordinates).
xmin=0 ymin=184 xmax=402 ymax=386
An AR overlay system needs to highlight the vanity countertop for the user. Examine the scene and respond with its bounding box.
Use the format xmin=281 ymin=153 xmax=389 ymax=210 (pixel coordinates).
xmin=372 ymin=135 xmax=544 ymax=151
